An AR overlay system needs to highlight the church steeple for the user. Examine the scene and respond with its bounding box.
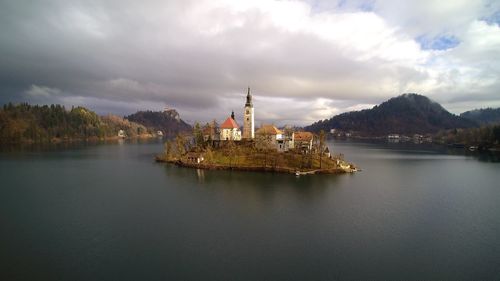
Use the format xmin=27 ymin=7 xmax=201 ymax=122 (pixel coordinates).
xmin=231 ymin=110 xmax=235 ymax=120
xmin=245 ymin=87 xmax=253 ymax=107
xmin=243 ymin=87 xmax=254 ymax=139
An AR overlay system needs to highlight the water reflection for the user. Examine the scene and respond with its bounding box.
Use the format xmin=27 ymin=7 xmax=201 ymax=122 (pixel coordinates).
xmin=473 ymin=151 xmax=500 ymax=162
xmin=163 ymin=163 xmax=343 ymax=210
xmin=196 ymin=169 xmax=205 ymax=183
xmin=0 ymin=137 xmax=164 ymax=153
xmin=331 ymin=139 xmax=500 ymax=163
xmin=3 ymin=140 xmax=500 ymax=280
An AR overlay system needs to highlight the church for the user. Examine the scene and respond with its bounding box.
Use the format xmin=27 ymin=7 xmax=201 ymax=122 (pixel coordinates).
xmin=219 ymin=87 xmax=255 ymax=141
xmin=207 ymin=87 xmax=305 ymax=153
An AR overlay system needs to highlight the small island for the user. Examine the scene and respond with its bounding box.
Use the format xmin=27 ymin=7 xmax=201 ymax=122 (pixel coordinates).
xmin=156 ymin=88 xmax=357 ymax=175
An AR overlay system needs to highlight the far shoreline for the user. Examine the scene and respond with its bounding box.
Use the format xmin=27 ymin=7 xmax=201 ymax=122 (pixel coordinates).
xmin=1 ymin=134 xmax=158 ymax=145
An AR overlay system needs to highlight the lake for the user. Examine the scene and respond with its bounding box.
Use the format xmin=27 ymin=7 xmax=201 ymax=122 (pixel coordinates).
xmin=1 ymin=139 xmax=499 ymax=280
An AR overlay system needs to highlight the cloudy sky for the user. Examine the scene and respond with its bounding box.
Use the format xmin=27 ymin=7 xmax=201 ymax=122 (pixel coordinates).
xmin=1 ymin=0 xmax=499 ymax=126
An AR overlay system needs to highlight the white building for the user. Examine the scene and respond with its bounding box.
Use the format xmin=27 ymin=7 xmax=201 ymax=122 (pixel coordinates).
xmin=220 ymin=112 xmax=242 ymax=141
xmin=118 ymin=130 xmax=126 ymax=138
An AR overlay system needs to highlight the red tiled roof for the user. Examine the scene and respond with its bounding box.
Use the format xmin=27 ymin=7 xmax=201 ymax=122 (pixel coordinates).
xmin=294 ymin=131 xmax=313 ymax=141
xmin=256 ymin=124 xmax=283 ymax=135
xmin=220 ymin=117 xmax=239 ymax=129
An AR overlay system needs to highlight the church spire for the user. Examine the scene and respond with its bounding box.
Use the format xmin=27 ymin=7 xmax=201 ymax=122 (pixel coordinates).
xmin=245 ymin=87 xmax=252 ymax=107
xmin=231 ymin=110 xmax=235 ymax=120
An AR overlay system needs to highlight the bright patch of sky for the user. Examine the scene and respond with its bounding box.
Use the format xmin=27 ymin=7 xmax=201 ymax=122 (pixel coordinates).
xmin=483 ymin=10 xmax=500 ymax=25
xmin=417 ymin=35 xmax=461 ymax=50
xmin=358 ymin=0 xmax=374 ymax=12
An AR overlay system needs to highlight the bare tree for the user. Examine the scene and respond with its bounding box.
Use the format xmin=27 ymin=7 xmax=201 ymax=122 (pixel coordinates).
xmin=164 ymin=140 xmax=173 ymax=160
xmin=319 ymin=130 xmax=325 ymax=169
xmin=225 ymin=139 xmax=236 ymax=168
xmin=175 ymin=134 xmax=186 ymax=157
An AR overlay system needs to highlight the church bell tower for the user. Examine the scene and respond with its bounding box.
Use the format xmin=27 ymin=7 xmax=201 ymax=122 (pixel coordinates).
xmin=243 ymin=87 xmax=254 ymax=139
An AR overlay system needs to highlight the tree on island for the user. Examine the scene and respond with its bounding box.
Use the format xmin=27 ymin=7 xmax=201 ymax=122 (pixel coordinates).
xmin=175 ymin=134 xmax=187 ymax=157
xmin=225 ymin=139 xmax=237 ymax=168
xmin=254 ymin=133 xmax=274 ymax=167
xmin=204 ymin=146 xmax=214 ymax=163
xmin=319 ymin=130 xmax=326 ymax=169
xmin=163 ymin=140 xmax=174 ymax=160
xmin=193 ymin=122 xmax=204 ymax=148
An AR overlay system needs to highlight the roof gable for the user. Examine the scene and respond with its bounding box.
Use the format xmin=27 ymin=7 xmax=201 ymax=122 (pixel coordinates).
xmin=294 ymin=131 xmax=313 ymax=141
xmin=220 ymin=117 xmax=239 ymax=129
xmin=256 ymin=124 xmax=283 ymax=135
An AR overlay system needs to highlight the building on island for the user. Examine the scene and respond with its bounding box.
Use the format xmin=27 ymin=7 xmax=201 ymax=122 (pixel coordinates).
xmin=282 ymin=127 xmax=295 ymax=151
xmin=220 ymin=111 xmax=242 ymax=141
xmin=255 ymin=124 xmax=296 ymax=152
xmin=255 ymin=124 xmax=283 ymax=150
xmin=294 ymin=131 xmax=314 ymax=153
xmin=242 ymin=87 xmax=255 ymax=139
xmin=118 ymin=129 xmax=126 ymax=138
xmin=186 ymin=152 xmax=204 ymax=164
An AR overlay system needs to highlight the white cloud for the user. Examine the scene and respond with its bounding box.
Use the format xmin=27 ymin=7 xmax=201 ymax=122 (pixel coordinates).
xmin=372 ymin=0 xmax=494 ymax=37
xmin=25 ymin=85 xmax=63 ymax=99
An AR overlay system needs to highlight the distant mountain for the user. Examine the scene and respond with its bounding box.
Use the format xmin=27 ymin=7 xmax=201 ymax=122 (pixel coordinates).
xmin=305 ymin=94 xmax=477 ymax=136
xmin=460 ymin=108 xmax=500 ymax=125
xmin=125 ymin=109 xmax=192 ymax=137
xmin=100 ymin=114 xmax=150 ymax=137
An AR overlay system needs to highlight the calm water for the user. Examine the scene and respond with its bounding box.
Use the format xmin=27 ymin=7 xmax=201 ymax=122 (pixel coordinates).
xmin=1 ymin=140 xmax=500 ymax=280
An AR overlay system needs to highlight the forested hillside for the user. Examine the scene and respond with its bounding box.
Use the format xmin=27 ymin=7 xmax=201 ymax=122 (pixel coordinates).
xmin=126 ymin=109 xmax=192 ymax=137
xmin=435 ymin=125 xmax=500 ymax=148
xmin=0 ymin=103 xmax=149 ymax=144
xmin=306 ymin=94 xmax=477 ymax=136
xmin=461 ymin=108 xmax=500 ymax=125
